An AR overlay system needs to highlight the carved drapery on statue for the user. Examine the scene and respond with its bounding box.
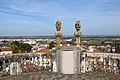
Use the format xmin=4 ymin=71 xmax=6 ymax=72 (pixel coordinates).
xmin=74 ymin=21 xmax=82 ymax=46
xmin=55 ymin=21 xmax=62 ymax=48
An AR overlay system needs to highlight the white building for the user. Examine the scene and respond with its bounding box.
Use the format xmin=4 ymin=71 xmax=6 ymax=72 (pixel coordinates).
xmin=0 ymin=48 xmax=12 ymax=55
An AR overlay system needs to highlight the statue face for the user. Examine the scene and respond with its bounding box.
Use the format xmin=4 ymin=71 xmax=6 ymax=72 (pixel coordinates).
xmin=75 ymin=21 xmax=81 ymax=31
xmin=56 ymin=21 xmax=61 ymax=31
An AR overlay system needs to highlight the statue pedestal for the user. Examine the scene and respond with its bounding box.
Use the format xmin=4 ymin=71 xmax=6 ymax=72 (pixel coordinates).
xmin=52 ymin=46 xmax=82 ymax=74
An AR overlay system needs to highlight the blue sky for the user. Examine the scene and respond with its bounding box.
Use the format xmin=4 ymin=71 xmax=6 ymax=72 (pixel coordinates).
xmin=0 ymin=0 xmax=120 ymax=36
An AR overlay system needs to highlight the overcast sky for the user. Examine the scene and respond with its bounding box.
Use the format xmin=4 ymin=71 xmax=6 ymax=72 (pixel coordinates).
xmin=0 ymin=0 xmax=120 ymax=36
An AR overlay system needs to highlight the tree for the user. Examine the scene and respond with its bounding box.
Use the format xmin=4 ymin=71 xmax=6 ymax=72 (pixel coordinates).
xmin=115 ymin=41 xmax=120 ymax=53
xmin=49 ymin=41 xmax=55 ymax=49
xmin=12 ymin=46 xmax=19 ymax=53
xmin=18 ymin=43 xmax=33 ymax=53
xmin=11 ymin=41 xmax=19 ymax=53
xmin=22 ymin=43 xmax=32 ymax=52
xmin=11 ymin=41 xmax=19 ymax=46
xmin=11 ymin=41 xmax=33 ymax=53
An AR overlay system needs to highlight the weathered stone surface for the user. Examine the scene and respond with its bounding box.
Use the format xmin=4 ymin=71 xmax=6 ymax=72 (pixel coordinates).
xmin=1 ymin=71 xmax=120 ymax=80
xmin=74 ymin=20 xmax=82 ymax=46
xmin=55 ymin=21 xmax=62 ymax=48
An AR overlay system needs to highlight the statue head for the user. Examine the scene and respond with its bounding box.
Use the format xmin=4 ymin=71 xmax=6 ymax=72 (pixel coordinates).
xmin=56 ymin=21 xmax=61 ymax=31
xmin=75 ymin=21 xmax=81 ymax=31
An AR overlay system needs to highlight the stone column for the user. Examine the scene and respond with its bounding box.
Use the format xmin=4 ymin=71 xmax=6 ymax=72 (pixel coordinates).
xmin=111 ymin=59 xmax=114 ymax=72
xmin=55 ymin=21 xmax=62 ymax=48
xmin=93 ymin=57 xmax=96 ymax=71
xmin=26 ymin=61 xmax=29 ymax=72
xmin=21 ymin=64 xmax=24 ymax=73
xmin=91 ymin=57 xmax=94 ymax=71
xmin=118 ymin=59 xmax=120 ymax=74
xmin=96 ymin=58 xmax=99 ymax=71
xmin=83 ymin=55 xmax=86 ymax=73
xmin=74 ymin=21 xmax=82 ymax=46
xmin=103 ymin=58 xmax=106 ymax=72
xmin=99 ymin=57 xmax=104 ymax=71
xmin=113 ymin=59 xmax=118 ymax=74
xmin=108 ymin=58 xmax=112 ymax=72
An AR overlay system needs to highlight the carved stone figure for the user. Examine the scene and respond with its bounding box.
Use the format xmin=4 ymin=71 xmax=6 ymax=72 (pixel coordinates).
xmin=55 ymin=21 xmax=62 ymax=48
xmin=74 ymin=20 xmax=82 ymax=46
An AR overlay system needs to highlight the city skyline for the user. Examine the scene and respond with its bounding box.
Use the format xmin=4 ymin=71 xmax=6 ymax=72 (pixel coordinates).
xmin=0 ymin=0 xmax=120 ymax=36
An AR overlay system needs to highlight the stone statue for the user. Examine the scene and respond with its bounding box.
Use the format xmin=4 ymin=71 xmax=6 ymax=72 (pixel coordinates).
xmin=56 ymin=21 xmax=62 ymax=31
xmin=55 ymin=21 xmax=62 ymax=48
xmin=74 ymin=21 xmax=82 ymax=46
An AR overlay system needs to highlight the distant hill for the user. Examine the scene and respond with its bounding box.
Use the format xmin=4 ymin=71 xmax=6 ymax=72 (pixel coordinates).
xmin=0 ymin=35 xmax=120 ymax=39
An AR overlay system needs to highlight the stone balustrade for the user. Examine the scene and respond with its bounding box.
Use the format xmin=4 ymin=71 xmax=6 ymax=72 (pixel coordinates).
xmin=0 ymin=53 xmax=51 ymax=76
xmin=81 ymin=52 xmax=120 ymax=74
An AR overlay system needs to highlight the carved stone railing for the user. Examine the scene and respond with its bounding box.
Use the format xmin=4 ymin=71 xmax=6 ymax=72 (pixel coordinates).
xmin=80 ymin=52 xmax=120 ymax=74
xmin=0 ymin=53 xmax=51 ymax=77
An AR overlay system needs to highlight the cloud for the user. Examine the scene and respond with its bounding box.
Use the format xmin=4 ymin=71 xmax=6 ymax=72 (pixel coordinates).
xmin=0 ymin=0 xmax=120 ymax=36
xmin=0 ymin=0 xmax=72 ymax=18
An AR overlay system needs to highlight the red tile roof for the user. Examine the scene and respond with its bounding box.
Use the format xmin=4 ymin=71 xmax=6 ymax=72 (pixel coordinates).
xmin=0 ymin=48 xmax=12 ymax=51
xmin=35 ymin=49 xmax=51 ymax=54
xmin=93 ymin=50 xmax=103 ymax=53
xmin=62 ymin=44 xmax=74 ymax=47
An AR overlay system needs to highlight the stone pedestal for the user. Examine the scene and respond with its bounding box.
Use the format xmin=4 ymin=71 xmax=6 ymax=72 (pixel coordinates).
xmin=52 ymin=46 xmax=82 ymax=74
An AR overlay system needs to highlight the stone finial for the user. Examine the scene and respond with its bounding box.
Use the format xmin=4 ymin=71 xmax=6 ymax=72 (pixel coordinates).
xmin=74 ymin=20 xmax=82 ymax=46
xmin=56 ymin=21 xmax=62 ymax=31
xmin=55 ymin=21 xmax=62 ymax=48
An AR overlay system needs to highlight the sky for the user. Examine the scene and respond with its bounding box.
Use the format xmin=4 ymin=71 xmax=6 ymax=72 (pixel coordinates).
xmin=0 ymin=0 xmax=120 ymax=36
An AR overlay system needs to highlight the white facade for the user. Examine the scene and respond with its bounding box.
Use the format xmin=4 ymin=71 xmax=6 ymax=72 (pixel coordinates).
xmin=0 ymin=51 xmax=12 ymax=55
